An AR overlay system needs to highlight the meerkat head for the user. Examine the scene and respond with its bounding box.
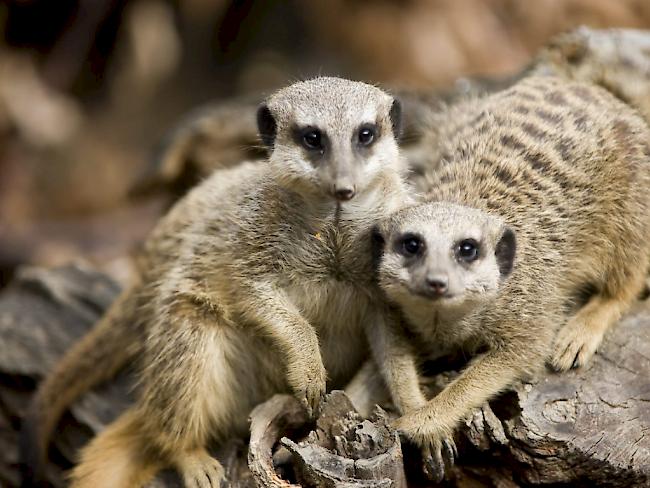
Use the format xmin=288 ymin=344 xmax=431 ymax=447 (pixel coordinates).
xmin=256 ymin=77 xmax=402 ymax=202
xmin=373 ymin=202 xmax=516 ymax=317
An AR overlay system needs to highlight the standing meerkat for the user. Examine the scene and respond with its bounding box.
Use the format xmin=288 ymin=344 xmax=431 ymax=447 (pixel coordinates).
xmin=21 ymin=77 xmax=410 ymax=487
xmin=369 ymin=74 xmax=650 ymax=481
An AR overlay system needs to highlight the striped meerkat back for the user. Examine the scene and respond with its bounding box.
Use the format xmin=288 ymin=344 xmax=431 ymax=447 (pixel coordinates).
xmin=421 ymin=75 xmax=649 ymax=238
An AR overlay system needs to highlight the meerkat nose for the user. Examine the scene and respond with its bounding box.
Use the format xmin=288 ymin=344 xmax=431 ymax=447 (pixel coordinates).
xmin=426 ymin=276 xmax=448 ymax=295
xmin=334 ymin=186 xmax=356 ymax=201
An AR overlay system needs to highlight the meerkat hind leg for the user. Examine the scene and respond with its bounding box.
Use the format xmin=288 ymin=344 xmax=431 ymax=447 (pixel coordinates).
xmin=551 ymin=271 xmax=646 ymax=371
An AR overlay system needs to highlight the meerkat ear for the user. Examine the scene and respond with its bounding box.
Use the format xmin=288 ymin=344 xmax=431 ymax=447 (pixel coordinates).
xmin=371 ymin=225 xmax=386 ymax=268
xmin=495 ymin=227 xmax=516 ymax=277
xmin=389 ymin=98 xmax=402 ymax=140
xmin=548 ymin=29 xmax=589 ymax=65
xmin=257 ymin=104 xmax=277 ymax=148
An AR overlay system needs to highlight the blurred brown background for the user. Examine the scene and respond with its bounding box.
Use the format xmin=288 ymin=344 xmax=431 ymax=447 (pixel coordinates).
xmin=2 ymin=0 xmax=650 ymax=288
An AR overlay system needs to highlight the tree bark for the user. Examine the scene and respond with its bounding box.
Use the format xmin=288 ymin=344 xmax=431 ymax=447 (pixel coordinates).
xmin=1 ymin=265 xmax=649 ymax=487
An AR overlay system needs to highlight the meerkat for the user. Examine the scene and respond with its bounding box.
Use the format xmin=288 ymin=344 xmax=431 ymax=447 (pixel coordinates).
xmin=21 ymin=77 xmax=410 ymax=487
xmin=367 ymin=74 xmax=650 ymax=481
xmin=533 ymin=27 xmax=650 ymax=127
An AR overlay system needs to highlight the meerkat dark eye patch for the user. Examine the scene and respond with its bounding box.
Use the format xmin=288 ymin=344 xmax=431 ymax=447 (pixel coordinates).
xmin=302 ymin=130 xmax=322 ymax=150
xmin=357 ymin=124 xmax=377 ymax=147
xmin=456 ymin=239 xmax=480 ymax=263
xmin=293 ymin=126 xmax=326 ymax=153
xmin=495 ymin=227 xmax=516 ymax=277
xmin=257 ymin=104 xmax=277 ymax=148
xmin=397 ymin=233 xmax=425 ymax=258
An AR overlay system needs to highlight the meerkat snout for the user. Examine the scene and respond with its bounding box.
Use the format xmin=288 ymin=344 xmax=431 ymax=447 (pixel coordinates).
xmin=374 ymin=202 xmax=516 ymax=312
xmin=333 ymin=184 xmax=356 ymax=201
xmin=425 ymin=275 xmax=448 ymax=296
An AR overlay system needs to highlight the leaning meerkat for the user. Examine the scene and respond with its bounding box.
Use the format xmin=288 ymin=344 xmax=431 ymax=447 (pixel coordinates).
xmin=369 ymin=74 xmax=650 ymax=480
xmin=22 ymin=77 xmax=409 ymax=487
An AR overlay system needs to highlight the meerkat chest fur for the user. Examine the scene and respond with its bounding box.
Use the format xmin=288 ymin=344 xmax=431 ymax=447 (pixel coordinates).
xmin=244 ymin=175 xmax=410 ymax=382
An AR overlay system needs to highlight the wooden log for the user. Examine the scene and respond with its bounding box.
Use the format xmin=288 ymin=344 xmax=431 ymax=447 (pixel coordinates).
xmin=0 ymin=264 xmax=125 ymax=487
xmin=248 ymin=394 xmax=305 ymax=488
xmin=273 ymin=391 xmax=405 ymax=487
xmin=1 ymin=258 xmax=649 ymax=487
xmin=447 ymin=301 xmax=650 ymax=487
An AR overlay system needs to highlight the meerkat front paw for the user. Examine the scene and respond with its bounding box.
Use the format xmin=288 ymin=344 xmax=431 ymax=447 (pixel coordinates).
xmin=419 ymin=434 xmax=457 ymax=483
xmin=288 ymin=359 xmax=327 ymax=418
xmin=392 ymin=415 xmax=457 ymax=483
xmin=550 ymin=317 xmax=604 ymax=371
xmin=176 ymin=449 xmax=225 ymax=488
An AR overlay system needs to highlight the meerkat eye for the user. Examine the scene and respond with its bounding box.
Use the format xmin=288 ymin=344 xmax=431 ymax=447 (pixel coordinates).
xmin=357 ymin=125 xmax=376 ymax=146
xmin=302 ymin=129 xmax=323 ymax=150
xmin=457 ymin=239 xmax=480 ymax=262
xmin=399 ymin=234 xmax=424 ymax=257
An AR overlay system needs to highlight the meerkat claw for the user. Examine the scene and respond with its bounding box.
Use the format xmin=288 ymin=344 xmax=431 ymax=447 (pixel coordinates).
xmin=422 ymin=446 xmax=445 ymax=484
xmin=299 ymin=397 xmax=313 ymax=419
xmin=572 ymin=350 xmax=584 ymax=369
xmin=298 ymin=382 xmax=326 ymax=419
xmin=178 ymin=450 xmax=225 ymax=488
xmin=420 ymin=436 xmax=456 ymax=483
xmin=550 ymin=319 xmax=603 ymax=372
xmin=443 ymin=437 xmax=458 ymax=464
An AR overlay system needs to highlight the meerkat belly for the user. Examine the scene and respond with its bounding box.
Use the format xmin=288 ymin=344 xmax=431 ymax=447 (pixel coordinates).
xmin=285 ymin=279 xmax=372 ymax=387
xmin=201 ymin=325 xmax=290 ymax=439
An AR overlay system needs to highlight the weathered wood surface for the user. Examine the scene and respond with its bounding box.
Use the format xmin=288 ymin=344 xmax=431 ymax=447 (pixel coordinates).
xmin=248 ymin=393 xmax=306 ymax=488
xmin=279 ymin=391 xmax=406 ymax=488
xmin=0 ymin=265 xmax=131 ymax=487
xmin=1 ymin=264 xmax=648 ymax=487
xmin=449 ymin=300 xmax=650 ymax=487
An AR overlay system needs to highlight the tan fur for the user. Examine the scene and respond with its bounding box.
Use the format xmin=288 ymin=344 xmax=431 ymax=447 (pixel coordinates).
xmin=24 ymin=77 xmax=411 ymax=487
xmin=70 ymin=410 xmax=163 ymax=488
xmin=372 ymin=74 xmax=650 ymax=480
xmin=535 ymin=27 xmax=650 ymax=128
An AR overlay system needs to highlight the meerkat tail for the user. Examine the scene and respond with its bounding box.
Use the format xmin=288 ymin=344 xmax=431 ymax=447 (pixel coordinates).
xmin=20 ymin=289 xmax=142 ymax=486
xmin=68 ymin=409 xmax=161 ymax=488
